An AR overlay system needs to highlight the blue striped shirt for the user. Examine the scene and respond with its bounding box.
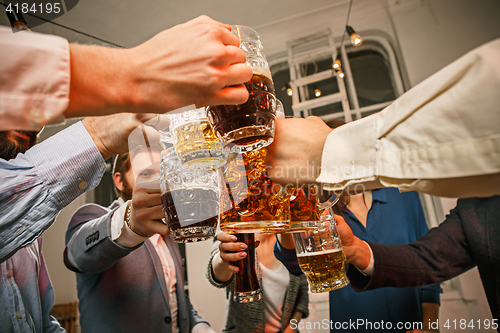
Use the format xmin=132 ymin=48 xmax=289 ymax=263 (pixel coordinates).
xmin=0 ymin=121 xmax=105 ymax=333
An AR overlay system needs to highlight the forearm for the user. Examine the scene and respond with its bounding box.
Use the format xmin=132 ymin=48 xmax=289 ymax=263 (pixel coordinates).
xmin=284 ymin=311 xmax=305 ymax=333
xmin=67 ymin=44 xmax=135 ymax=118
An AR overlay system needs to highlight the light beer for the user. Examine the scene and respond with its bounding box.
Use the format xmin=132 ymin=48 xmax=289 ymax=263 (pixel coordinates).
xmin=297 ymin=248 xmax=349 ymax=292
xmin=172 ymin=120 xmax=227 ymax=170
xmin=219 ymin=149 xmax=290 ymax=233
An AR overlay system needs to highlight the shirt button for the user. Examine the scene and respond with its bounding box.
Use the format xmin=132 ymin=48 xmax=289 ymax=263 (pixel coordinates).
xmin=79 ymin=180 xmax=88 ymax=190
xmin=164 ymin=316 xmax=172 ymax=324
xmin=16 ymin=312 xmax=22 ymax=319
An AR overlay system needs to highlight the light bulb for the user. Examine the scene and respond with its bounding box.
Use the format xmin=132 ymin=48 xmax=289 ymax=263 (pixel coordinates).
xmin=287 ymin=87 xmax=293 ymax=96
xmin=332 ymin=58 xmax=341 ymax=70
xmin=314 ymin=87 xmax=322 ymax=97
xmin=336 ymin=69 xmax=345 ymax=78
xmin=350 ymin=33 xmax=363 ymax=46
xmin=346 ymin=25 xmax=363 ymax=47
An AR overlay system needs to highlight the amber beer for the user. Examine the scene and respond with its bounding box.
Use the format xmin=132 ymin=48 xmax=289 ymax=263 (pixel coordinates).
xmin=172 ymin=119 xmax=227 ymax=170
xmin=231 ymin=233 xmax=262 ymax=302
xmin=219 ymin=149 xmax=291 ymax=233
xmin=296 ymin=248 xmax=349 ymax=292
xmin=161 ymin=187 xmax=219 ymax=242
xmin=207 ymin=73 xmax=277 ymax=151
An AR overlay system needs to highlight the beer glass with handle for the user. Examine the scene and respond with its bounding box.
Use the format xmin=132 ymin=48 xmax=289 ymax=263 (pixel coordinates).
xmin=160 ymin=148 xmax=220 ymax=242
xmin=292 ymin=212 xmax=350 ymax=292
xmin=207 ymin=25 xmax=278 ymax=153
xmin=159 ymin=108 xmax=228 ymax=170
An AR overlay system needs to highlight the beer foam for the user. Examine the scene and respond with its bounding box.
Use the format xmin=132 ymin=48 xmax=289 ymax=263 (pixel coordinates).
xmin=296 ymin=248 xmax=342 ymax=257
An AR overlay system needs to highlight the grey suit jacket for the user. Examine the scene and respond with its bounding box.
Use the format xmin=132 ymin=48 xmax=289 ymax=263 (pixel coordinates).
xmin=348 ymin=195 xmax=500 ymax=323
xmin=64 ymin=200 xmax=207 ymax=333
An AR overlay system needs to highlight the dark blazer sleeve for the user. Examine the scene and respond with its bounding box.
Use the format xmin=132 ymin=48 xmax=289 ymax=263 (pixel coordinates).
xmin=349 ymin=200 xmax=476 ymax=292
xmin=64 ymin=203 xmax=142 ymax=274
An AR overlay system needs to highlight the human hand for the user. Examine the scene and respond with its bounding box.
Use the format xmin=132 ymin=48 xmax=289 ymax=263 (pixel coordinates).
xmin=334 ymin=214 xmax=371 ymax=270
xmin=128 ymin=178 xmax=169 ymax=237
xmin=82 ymin=113 xmax=170 ymax=161
xmin=266 ymin=116 xmax=332 ymax=186
xmin=126 ymin=15 xmax=253 ymax=112
xmin=216 ymin=232 xmax=249 ymax=274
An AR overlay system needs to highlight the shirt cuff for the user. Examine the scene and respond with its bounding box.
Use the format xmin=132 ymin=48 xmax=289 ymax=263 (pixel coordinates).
xmin=360 ymin=241 xmax=374 ymax=276
xmin=317 ymin=113 xmax=379 ymax=190
xmin=0 ymin=27 xmax=70 ymax=130
xmin=112 ymin=200 xmax=148 ymax=248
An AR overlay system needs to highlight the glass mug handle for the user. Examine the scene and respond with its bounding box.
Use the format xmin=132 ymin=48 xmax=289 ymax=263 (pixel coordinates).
xmin=318 ymin=192 xmax=341 ymax=212
xmin=158 ymin=129 xmax=174 ymax=144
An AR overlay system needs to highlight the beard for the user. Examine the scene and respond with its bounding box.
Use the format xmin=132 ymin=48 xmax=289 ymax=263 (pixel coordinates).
xmin=120 ymin=176 xmax=133 ymax=202
xmin=0 ymin=131 xmax=38 ymax=160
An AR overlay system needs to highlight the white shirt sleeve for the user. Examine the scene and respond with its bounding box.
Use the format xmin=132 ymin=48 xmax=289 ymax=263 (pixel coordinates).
xmin=318 ymin=38 xmax=500 ymax=198
xmin=0 ymin=26 xmax=70 ymax=130
xmin=111 ymin=200 xmax=148 ymax=248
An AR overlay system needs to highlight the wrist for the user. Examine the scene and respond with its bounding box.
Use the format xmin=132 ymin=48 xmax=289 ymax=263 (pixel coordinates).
xmin=67 ymin=44 xmax=134 ymax=117
xmin=125 ymin=202 xmax=150 ymax=238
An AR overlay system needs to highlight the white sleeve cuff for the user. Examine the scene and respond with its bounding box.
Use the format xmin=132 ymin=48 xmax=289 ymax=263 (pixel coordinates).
xmin=360 ymin=241 xmax=374 ymax=276
xmin=111 ymin=200 xmax=147 ymax=248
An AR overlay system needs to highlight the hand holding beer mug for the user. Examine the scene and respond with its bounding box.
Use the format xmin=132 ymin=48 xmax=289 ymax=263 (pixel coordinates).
xmin=207 ymin=25 xmax=278 ymax=152
xmin=292 ymin=213 xmax=349 ymax=292
xmin=159 ymin=107 xmax=228 ymax=170
xmin=160 ymin=147 xmax=220 ymax=242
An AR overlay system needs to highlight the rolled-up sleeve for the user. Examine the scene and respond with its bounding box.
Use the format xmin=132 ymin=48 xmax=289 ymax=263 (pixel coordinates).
xmin=0 ymin=26 xmax=70 ymax=130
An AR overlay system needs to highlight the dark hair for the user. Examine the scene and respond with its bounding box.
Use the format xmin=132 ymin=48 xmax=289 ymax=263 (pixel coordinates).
xmin=112 ymin=153 xmax=131 ymax=199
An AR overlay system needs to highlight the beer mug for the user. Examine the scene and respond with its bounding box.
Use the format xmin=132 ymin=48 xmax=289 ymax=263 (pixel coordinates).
xmin=160 ymin=148 xmax=220 ymax=242
xmin=231 ymin=233 xmax=262 ymax=303
xmin=292 ymin=213 xmax=349 ymax=293
xmin=288 ymin=185 xmax=340 ymax=232
xmin=159 ymin=108 xmax=228 ymax=170
xmin=219 ymin=149 xmax=291 ymax=234
xmin=206 ymin=25 xmax=277 ymax=153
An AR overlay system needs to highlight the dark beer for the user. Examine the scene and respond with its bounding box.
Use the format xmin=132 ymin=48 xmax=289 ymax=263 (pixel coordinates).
xmin=231 ymin=233 xmax=261 ymax=302
xmin=161 ymin=187 xmax=219 ymax=242
xmin=207 ymin=73 xmax=277 ymax=150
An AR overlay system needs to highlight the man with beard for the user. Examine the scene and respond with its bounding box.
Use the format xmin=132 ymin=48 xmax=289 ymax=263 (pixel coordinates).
xmin=63 ymin=148 xmax=215 ymax=333
xmin=0 ymin=113 xmax=166 ymax=332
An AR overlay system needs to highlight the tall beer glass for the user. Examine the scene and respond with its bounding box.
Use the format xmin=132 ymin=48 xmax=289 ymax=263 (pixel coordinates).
xmin=207 ymin=25 xmax=277 ymax=153
xmin=160 ymin=148 xmax=220 ymax=242
xmin=292 ymin=214 xmax=349 ymax=292
xmin=219 ymin=149 xmax=291 ymax=234
xmin=231 ymin=233 xmax=262 ymax=303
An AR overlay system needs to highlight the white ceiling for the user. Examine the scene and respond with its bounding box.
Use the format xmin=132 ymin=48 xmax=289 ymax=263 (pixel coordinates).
xmin=0 ymin=0 xmax=349 ymax=48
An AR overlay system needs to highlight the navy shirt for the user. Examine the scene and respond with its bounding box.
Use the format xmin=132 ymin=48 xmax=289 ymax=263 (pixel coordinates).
xmin=328 ymin=188 xmax=441 ymax=332
xmin=275 ymin=188 xmax=441 ymax=332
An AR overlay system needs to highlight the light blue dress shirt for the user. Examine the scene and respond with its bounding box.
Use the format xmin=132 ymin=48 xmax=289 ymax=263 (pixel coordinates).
xmin=0 ymin=121 xmax=106 ymax=332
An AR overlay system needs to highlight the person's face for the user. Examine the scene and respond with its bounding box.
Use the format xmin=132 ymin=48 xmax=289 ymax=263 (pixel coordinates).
xmin=118 ymin=150 xmax=161 ymax=199
xmin=0 ymin=130 xmax=39 ymax=160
